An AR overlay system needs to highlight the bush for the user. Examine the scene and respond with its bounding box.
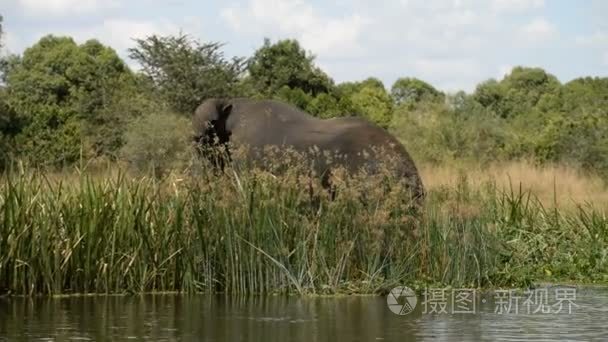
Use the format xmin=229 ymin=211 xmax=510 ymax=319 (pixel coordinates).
xmin=121 ymin=112 xmax=191 ymax=177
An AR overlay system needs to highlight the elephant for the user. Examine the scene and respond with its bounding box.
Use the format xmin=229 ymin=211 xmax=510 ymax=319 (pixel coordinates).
xmin=192 ymin=98 xmax=425 ymax=202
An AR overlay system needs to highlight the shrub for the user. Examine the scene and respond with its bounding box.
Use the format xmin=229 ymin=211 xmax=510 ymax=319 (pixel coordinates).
xmin=121 ymin=112 xmax=191 ymax=177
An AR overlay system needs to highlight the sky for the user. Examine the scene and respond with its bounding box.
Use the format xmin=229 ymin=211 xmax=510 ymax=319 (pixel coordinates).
xmin=1 ymin=0 xmax=607 ymax=92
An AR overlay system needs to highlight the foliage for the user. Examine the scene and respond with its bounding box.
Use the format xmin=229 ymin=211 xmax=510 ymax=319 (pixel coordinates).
xmin=472 ymin=66 xmax=561 ymax=118
xmin=3 ymin=36 xmax=133 ymax=167
xmin=344 ymin=79 xmax=393 ymax=128
xmin=0 ymin=89 xmax=19 ymax=171
xmin=120 ymin=111 xmax=191 ymax=177
xmin=0 ymin=31 xmax=607 ymax=179
xmin=129 ymin=34 xmax=246 ymax=115
xmin=391 ymin=100 xmax=508 ymax=164
xmin=389 ymin=66 xmax=608 ymax=176
xmin=84 ymin=75 xmax=164 ymax=159
xmin=391 ymin=77 xmax=444 ymax=106
xmin=247 ymin=38 xmax=334 ymax=97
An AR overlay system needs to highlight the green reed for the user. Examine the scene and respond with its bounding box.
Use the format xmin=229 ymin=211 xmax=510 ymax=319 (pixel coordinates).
xmin=0 ymin=165 xmax=607 ymax=296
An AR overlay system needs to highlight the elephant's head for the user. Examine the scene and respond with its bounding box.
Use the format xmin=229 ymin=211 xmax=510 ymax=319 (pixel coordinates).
xmin=192 ymin=98 xmax=234 ymax=168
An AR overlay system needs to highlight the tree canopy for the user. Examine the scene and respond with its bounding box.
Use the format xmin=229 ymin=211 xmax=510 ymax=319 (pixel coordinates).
xmin=3 ymin=35 xmax=133 ymax=165
xmin=0 ymin=32 xmax=606 ymax=177
xmin=247 ymin=38 xmax=334 ymax=97
xmin=391 ymin=77 xmax=444 ymax=106
xmin=129 ymin=34 xmax=246 ymax=115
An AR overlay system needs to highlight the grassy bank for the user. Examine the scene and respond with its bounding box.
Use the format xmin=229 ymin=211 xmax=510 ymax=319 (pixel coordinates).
xmin=0 ymin=162 xmax=607 ymax=296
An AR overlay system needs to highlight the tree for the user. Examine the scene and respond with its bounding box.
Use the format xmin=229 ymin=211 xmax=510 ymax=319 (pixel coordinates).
xmin=274 ymin=85 xmax=313 ymax=111
xmin=391 ymin=77 xmax=444 ymax=106
xmin=350 ymin=85 xmax=393 ymax=128
xmin=129 ymin=34 xmax=246 ymax=115
xmin=306 ymin=93 xmax=343 ymax=119
xmin=337 ymin=77 xmax=385 ymax=97
xmin=0 ymin=88 xmax=20 ymax=171
xmin=335 ymin=78 xmax=393 ymax=127
xmin=562 ymin=77 xmax=608 ymax=115
xmin=247 ymin=38 xmax=334 ymax=97
xmin=472 ymin=66 xmax=561 ymax=118
xmin=4 ymin=35 xmax=133 ymax=166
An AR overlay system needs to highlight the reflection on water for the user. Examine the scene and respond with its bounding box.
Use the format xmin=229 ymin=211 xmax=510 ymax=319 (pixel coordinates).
xmin=1 ymin=288 xmax=607 ymax=341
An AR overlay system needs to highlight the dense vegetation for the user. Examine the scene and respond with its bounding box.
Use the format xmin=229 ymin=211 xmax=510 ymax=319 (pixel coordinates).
xmin=1 ymin=165 xmax=607 ymax=296
xmin=0 ymin=26 xmax=607 ymax=177
xmin=0 ymin=16 xmax=607 ymax=295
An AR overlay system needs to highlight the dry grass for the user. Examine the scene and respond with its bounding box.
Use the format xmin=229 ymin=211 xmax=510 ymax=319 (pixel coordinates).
xmin=421 ymin=161 xmax=608 ymax=210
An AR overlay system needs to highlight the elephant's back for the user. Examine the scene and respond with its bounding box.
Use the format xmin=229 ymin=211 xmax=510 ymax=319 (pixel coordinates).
xmin=232 ymin=99 xmax=316 ymax=123
xmin=328 ymin=118 xmax=425 ymax=198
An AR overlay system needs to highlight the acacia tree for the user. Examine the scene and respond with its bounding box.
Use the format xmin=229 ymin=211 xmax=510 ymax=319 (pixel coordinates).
xmin=129 ymin=34 xmax=246 ymax=115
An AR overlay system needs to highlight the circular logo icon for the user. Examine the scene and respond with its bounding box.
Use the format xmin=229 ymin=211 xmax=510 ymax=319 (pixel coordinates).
xmin=387 ymin=286 xmax=418 ymax=315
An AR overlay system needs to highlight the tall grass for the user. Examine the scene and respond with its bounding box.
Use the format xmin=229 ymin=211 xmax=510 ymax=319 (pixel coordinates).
xmin=422 ymin=161 xmax=608 ymax=210
xmin=0 ymin=161 xmax=607 ymax=296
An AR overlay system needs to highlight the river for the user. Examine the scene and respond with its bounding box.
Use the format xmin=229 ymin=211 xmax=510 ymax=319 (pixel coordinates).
xmin=1 ymin=286 xmax=607 ymax=341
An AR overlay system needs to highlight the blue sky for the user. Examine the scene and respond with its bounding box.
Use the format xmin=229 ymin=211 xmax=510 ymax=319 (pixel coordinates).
xmin=1 ymin=0 xmax=606 ymax=92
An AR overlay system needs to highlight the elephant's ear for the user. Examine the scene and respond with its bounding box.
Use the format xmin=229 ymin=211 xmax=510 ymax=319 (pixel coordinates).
xmin=220 ymin=103 xmax=233 ymax=120
xmin=211 ymin=102 xmax=233 ymax=143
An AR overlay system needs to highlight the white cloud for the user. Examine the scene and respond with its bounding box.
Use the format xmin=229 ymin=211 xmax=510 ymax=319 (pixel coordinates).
xmin=37 ymin=18 xmax=180 ymax=54
xmin=520 ymin=17 xmax=557 ymax=42
xmin=94 ymin=19 xmax=180 ymax=53
xmin=409 ymin=57 xmax=484 ymax=92
xmin=413 ymin=58 xmax=478 ymax=76
xmin=576 ymin=31 xmax=608 ymax=46
xmin=220 ymin=0 xmax=369 ymax=58
xmin=17 ymin=0 xmax=119 ymax=16
xmin=603 ymin=51 xmax=608 ymax=66
xmin=1 ymin=30 xmax=21 ymax=54
xmin=399 ymin=0 xmax=476 ymax=11
xmin=491 ymin=0 xmax=544 ymax=12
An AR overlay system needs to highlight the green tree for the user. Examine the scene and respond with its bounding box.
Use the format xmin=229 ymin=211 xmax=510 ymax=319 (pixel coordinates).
xmin=247 ymin=38 xmax=334 ymax=97
xmin=306 ymin=93 xmax=343 ymax=119
xmin=350 ymin=84 xmax=393 ymax=128
xmin=335 ymin=78 xmax=393 ymax=127
xmin=472 ymin=66 xmax=561 ymax=118
xmin=391 ymin=77 xmax=444 ymax=106
xmin=85 ymin=74 xmax=163 ymax=158
xmin=0 ymin=88 xmax=20 ymax=171
xmin=562 ymin=77 xmax=608 ymax=114
xmin=129 ymin=34 xmax=246 ymax=115
xmin=273 ymin=85 xmax=313 ymax=110
xmin=534 ymin=113 xmax=608 ymax=174
xmin=4 ymin=35 xmax=132 ymax=166
xmin=337 ymin=77 xmax=385 ymax=97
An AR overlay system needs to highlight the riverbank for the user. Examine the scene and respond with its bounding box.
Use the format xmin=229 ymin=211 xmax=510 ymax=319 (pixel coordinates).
xmin=1 ymin=163 xmax=607 ymax=296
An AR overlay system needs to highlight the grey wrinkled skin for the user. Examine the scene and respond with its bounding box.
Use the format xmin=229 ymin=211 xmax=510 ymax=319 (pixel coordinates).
xmin=192 ymin=98 xmax=425 ymax=201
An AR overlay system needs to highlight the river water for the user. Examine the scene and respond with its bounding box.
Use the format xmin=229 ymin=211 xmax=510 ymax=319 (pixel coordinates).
xmin=1 ymin=287 xmax=607 ymax=341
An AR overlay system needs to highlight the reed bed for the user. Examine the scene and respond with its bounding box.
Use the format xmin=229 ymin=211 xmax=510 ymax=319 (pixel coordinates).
xmin=0 ymin=161 xmax=607 ymax=296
